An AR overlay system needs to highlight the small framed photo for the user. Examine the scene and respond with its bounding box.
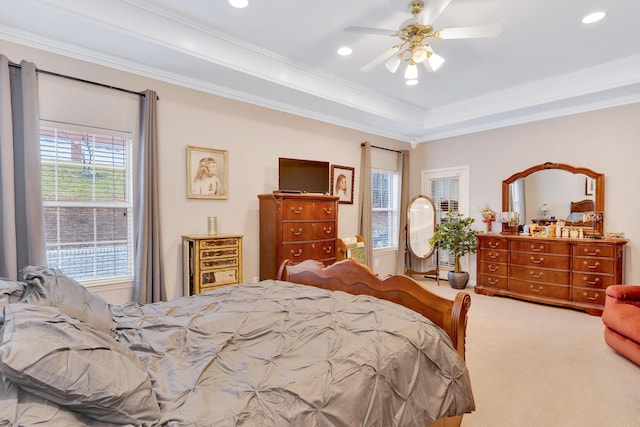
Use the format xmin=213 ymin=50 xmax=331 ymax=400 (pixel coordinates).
xmin=331 ymin=164 xmax=355 ymax=204
xmin=585 ymin=177 xmax=595 ymax=196
xmin=187 ymin=145 xmax=228 ymax=199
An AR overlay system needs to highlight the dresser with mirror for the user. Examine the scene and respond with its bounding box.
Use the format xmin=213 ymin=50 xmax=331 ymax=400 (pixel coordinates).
xmin=476 ymin=162 xmax=627 ymax=315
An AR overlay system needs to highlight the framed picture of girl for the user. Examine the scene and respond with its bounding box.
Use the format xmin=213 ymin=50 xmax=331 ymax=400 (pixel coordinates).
xmin=187 ymin=146 xmax=228 ymax=199
xmin=331 ymin=164 xmax=354 ymax=204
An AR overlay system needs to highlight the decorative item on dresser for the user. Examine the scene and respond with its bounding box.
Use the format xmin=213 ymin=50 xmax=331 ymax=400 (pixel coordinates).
xmin=476 ymin=233 xmax=626 ymax=315
xmin=258 ymin=193 xmax=338 ymax=280
xmin=182 ymin=234 xmax=243 ymax=295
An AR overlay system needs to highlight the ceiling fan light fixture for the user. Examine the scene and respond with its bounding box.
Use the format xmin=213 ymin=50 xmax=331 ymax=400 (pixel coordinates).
xmin=426 ymin=52 xmax=445 ymax=71
xmin=385 ymin=55 xmax=402 ymax=73
xmin=406 ymin=79 xmax=419 ymax=86
xmin=404 ymin=62 xmax=418 ymax=79
xmin=337 ymin=46 xmax=353 ymax=56
xmin=411 ymin=46 xmax=428 ymax=63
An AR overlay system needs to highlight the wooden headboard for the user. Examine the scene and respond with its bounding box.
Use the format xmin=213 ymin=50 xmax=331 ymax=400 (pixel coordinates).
xmin=570 ymin=199 xmax=594 ymax=213
xmin=277 ymin=259 xmax=471 ymax=360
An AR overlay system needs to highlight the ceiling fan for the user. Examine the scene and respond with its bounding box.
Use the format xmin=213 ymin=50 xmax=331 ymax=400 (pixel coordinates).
xmin=345 ymin=0 xmax=502 ymax=80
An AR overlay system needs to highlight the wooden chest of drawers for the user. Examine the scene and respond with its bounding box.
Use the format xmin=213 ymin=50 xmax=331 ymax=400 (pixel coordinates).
xmin=259 ymin=193 xmax=338 ymax=280
xmin=182 ymin=234 xmax=243 ymax=295
xmin=476 ymin=234 xmax=626 ymax=315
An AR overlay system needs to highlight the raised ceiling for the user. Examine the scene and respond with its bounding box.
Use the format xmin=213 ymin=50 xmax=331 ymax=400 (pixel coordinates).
xmin=1 ymin=0 xmax=639 ymax=144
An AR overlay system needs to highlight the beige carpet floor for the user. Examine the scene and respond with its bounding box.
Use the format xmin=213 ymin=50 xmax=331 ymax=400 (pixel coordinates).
xmin=417 ymin=280 xmax=640 ymax=427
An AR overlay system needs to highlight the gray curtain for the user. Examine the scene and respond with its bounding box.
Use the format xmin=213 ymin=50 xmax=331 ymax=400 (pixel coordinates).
xmin=0 ymin=56 xmax=46 ymax=280
xmin=358 ymin=142 xmax=373 ymax=268
xmin=133 ymin=89 xmax=166 ymax=303
xmin=396 ymin=149 xmax=410 ymax=275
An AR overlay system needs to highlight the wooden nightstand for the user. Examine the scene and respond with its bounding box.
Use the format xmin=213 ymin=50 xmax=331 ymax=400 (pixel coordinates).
xmin=182 ymin=234 xmax=243 ymax=296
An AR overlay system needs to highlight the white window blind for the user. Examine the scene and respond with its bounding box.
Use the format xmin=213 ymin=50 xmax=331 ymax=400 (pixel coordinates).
xmin=40 ymin=121 xmax=134 ymax=282
xmin=371 ymin=169 xmax=399 ymax=249
xmin=423 ymin=166 xmax=469 ymax=271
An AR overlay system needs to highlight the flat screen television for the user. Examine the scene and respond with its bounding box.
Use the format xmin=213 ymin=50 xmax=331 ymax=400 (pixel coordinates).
xmin=278 ymin=157 xmax=330 ymax=194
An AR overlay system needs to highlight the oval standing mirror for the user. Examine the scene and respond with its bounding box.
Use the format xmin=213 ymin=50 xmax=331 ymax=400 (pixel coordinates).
xmin=407 ymin=195 xmax=436 ymax=258
xmin=405 ymin=195 xmax=439 ymax=281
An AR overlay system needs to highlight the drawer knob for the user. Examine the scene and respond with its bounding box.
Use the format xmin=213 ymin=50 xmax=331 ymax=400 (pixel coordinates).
xmin=529 ymin=285 xmax=544 ymax=293
xmin=488 ymin=265 xmax=498 ymax=272
xmin=529 ymin=271 xmax=543 ymax=279
xmin=323 ymin=207 xmax=333 ymax=214
xmin=323 ymin=245 xmax=332 ymax=254
xmin=582 ymin=277 xmax=601 ymax=286
xmin=488 ymin=278 xmax=499 ymax=285
xmin=291 ymin=207 xmax=303 ymax=214
xmin=582 ymin=292 xmax=600 ymax=301
xmin=530 ymin=256 xmax=544 ymax=264
xmin=530 ymin=244 xmax=544 ymax=252
xmin=290 ymin=249 xmax=303 ymax=257
xmin=583 ymin=261 xmax=600 ymax=269
xmin=323 ymin=226 xmax=332 ymax=234
xmin=290 ymin=227 xmax=302 ymax=236
xmin=489 ymin=252 xmax=499 ymax=260
xmin=489 ymin=242 xmax=500 ymax=249
xmin=584 ymin=248 xmax=600 ymax=256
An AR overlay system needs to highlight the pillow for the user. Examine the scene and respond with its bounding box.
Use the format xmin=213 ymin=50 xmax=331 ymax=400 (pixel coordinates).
xmin=0 ymin=279 xmax=24 ymax=323
xmin=0 ymin=303 xmax=160 ymax=425
xmin=19 ymin=265 xmax=114 ymax=335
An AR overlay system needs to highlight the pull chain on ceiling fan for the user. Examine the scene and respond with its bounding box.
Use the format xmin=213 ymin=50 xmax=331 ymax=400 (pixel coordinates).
xmin=345 ymin=0 xmax=502 ymax=80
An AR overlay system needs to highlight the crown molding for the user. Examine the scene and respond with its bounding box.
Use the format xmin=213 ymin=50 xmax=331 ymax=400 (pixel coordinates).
xmin=2 ymin=0 xmax=640 ymax=144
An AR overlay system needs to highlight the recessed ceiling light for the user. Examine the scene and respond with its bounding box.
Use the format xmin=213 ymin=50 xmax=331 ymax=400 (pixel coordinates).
xmin=229 ymin=0 xmax=249 ymax=9
xmin=337 ymin=47 xmax=352 ymax=56
xmin=406 ymin=79 xmax=419 ymax=86
xmin=582 ymin=11 xmax=606 ymax=24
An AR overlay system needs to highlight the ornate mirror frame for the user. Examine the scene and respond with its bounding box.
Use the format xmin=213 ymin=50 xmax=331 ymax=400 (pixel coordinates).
xmin=502 ymin=162 xmax=604 ymax=235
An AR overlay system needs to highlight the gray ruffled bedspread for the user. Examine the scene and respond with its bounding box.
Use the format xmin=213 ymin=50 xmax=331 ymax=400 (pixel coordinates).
xmin=112 ymin=280 xmax=474 ymax=426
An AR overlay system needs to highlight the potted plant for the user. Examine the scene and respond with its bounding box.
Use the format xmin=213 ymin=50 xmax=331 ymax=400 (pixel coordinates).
xmin=429 ymin=211 xmax=478 ymax=289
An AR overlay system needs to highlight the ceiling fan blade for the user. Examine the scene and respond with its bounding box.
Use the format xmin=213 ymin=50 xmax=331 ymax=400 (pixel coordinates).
xmin=419 ymin=0 xmax=452 ymax=25
xmin=360 ymin=47 xmax=400 ymax=72
xmin=437 ymin=23 xmax=503 ymax=39
xmin=344 ymin=26 xmax=397 ymax=36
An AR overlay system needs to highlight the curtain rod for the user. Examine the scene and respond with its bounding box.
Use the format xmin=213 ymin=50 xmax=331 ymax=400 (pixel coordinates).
xmin=8 ymin=61 xmax=153 ymax=99
xmin=361 ymin=143 xmax=401 ymax=154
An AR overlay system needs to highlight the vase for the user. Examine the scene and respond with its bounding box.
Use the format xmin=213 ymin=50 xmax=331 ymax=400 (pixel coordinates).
xmin=447 ymin=271 xmax=470 ymax=289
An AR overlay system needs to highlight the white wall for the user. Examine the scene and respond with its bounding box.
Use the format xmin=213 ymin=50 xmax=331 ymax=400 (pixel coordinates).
xmin=413 ymin=103 xmax=640 ymax=286
xmin=1 ymin=40 xmax=410 ymax=301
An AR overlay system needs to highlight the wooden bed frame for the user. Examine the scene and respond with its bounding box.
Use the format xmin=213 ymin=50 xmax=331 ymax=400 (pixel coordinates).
xmin=278 ymin=259 xmax=471 ymax=360
xmin=278 ymin=259 xmax=472 ymax=427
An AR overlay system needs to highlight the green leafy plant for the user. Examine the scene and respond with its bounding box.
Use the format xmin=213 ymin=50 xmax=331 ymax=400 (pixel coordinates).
xmin=429 ymin=211 xmax=478 ymax=273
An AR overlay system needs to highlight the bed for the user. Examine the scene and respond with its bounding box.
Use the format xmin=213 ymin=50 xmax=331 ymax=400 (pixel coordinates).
xmin=565 ymin=199 xmax=595 ymax=226
xmin=0 ymin=260 xmax=474 ymax=427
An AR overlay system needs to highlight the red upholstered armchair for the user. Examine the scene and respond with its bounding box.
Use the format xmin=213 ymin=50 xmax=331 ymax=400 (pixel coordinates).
xmin=602 ymin=285 xmax=640 ymax=366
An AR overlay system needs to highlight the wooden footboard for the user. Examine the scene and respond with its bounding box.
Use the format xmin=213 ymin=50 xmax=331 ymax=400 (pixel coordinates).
xmin=277 ymin=259 xmax=471 ymax=360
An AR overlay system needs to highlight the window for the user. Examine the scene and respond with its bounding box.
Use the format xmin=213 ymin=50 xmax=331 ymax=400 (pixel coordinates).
xmin=40 ymin=121 xmax=134 ymax=282
xmin=422 ymin=166 xmax=469 ymax=270
xmin=371 ymin=169 xmax=399 ymax=249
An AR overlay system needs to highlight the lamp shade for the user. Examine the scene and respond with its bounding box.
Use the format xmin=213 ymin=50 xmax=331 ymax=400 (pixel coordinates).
xmin=404 ymin=62 xmax=418 ymax=79
xmin=411 ymin=46 xmax=428 ymax=63
xmin=426 ymin=52 xmax=445 ymax=71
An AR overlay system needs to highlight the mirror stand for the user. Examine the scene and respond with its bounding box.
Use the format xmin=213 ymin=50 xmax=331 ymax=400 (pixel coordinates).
xmin=405 ymin=244 xmax=440 ymax=283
